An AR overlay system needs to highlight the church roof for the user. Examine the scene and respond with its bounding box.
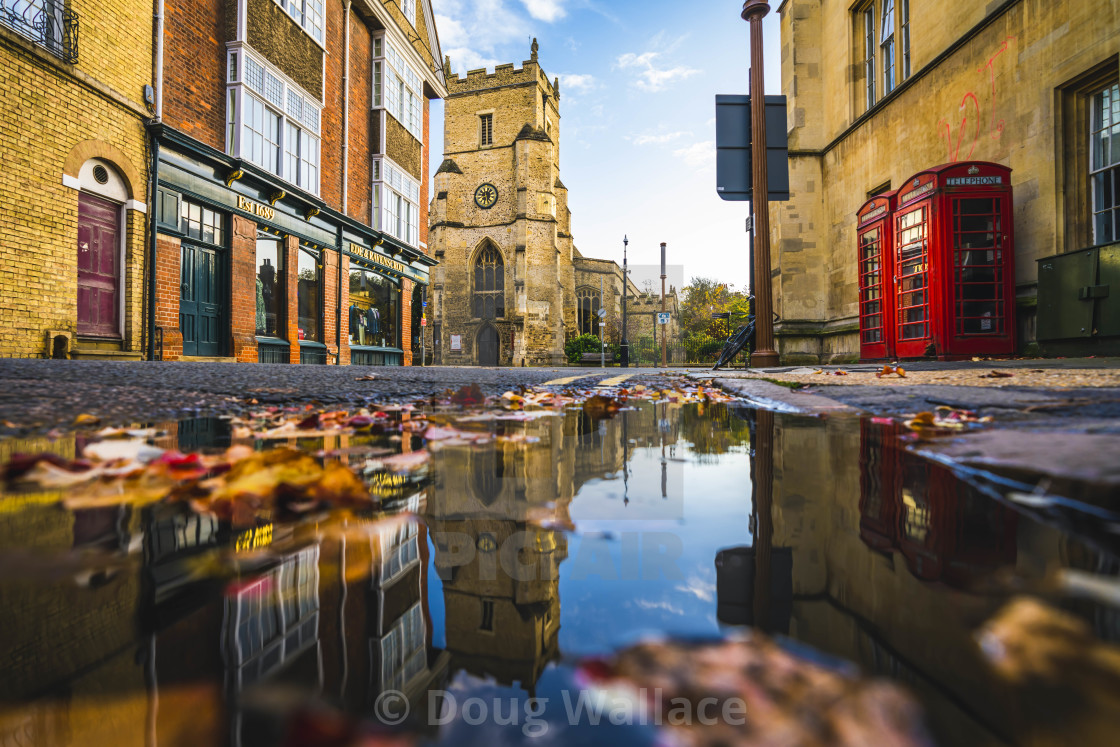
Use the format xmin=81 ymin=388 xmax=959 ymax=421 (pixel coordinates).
xmin=436 ymin=158 xmax=463 ymax=175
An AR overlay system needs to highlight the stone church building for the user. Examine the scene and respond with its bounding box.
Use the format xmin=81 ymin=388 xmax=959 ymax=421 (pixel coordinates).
xmin=427 ymin=42 xmax=677 ymax=366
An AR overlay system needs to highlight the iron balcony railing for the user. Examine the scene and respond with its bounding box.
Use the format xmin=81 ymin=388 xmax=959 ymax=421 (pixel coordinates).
xmin=1 ymin=0 xmax=79 ymax=64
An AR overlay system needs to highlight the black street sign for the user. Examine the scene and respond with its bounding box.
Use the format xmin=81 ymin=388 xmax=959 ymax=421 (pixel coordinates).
xmin=715 ymin=94 xmax=790 ymax=202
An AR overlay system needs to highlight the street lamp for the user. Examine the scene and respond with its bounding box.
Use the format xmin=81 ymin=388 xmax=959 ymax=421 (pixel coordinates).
xmin=621 ymin=235 xmax=629 ymax=368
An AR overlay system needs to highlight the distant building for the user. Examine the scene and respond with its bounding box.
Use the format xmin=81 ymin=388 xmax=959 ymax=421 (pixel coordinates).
xmin=0 ymin=0 xmax=152 ymax=359
xmin=772 ymin=0 xmax=1119 ymax=362
xmin=427 ymin=42 xmax=678 ymax=367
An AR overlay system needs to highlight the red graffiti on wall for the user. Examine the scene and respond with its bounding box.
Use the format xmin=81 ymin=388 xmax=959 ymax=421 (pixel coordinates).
xmin=936 ymin=37 xmax=1016 ymax=162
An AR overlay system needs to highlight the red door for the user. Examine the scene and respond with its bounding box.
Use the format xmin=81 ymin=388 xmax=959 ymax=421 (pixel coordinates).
xmin=77 ymin=192 xmax=121 ymax=337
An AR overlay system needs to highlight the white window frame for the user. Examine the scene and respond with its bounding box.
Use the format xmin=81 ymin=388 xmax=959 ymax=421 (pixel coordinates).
xmin=373 ymin=33 xmax=424 ymax=141
xmin=272 ymin=0 xmax=324 ymax=45
xmin=400 ymin=0 xmax=416 ymax=26
xmin=372 ymin=157 xmax=421 ymax=247
xmin=1091 ymin=83 xmax=1120 ymax=245
xmin=227 ymin=48 xmax=322 ymax=196
xmin=880 ymin=0 xmax=896 ymax=96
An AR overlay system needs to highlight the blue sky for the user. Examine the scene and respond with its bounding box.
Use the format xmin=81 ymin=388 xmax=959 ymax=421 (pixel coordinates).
xmin=428 ymin=0 xmax=782 ymax=292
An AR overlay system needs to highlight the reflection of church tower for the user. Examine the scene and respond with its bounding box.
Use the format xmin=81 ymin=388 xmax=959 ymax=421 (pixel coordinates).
xmin=428 ymin=40 xmax=573 ymax=367
xmin=427 ymin=435 xmax=570 ymax=690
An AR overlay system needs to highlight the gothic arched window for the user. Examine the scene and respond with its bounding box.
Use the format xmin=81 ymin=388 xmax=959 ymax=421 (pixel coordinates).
xmin=472 ymin=243 xmax=505 ymax=319
xmin=576 ymin=287 xmax=600 ymax=336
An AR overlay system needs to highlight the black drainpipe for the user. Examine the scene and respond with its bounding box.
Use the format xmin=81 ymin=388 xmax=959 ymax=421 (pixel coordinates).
xmin=337 ymin=225 xmax=344 ymax=364
xmin=146 ymin=132 xmax=160 ymax=361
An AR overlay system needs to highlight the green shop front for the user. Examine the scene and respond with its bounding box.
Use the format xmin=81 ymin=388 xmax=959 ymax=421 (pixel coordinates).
xmin=150 ymin=127 xmax=435 ymax=365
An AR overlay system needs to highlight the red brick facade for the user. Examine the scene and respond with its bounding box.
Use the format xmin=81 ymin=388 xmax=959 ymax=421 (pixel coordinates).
xmin=154 ymin=0 xmax=441 ymax=367
xmin=230 ymin=216 xmax=259 ymax=362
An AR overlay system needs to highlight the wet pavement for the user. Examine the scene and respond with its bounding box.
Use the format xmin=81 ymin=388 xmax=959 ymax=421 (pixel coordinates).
xmin=0 ymin=368 xmax=1118 ymax=746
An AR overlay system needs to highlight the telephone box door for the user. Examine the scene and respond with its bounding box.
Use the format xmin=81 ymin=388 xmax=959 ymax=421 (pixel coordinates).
xmin=894 ymin=201 xmax=934 ymax=358
xmin=945 ymin=192 xmax=1015 ymax=354
xmin=857 ymin=192 xmax=897 ymax=360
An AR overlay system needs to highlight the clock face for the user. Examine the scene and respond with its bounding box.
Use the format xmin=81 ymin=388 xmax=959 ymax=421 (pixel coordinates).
xmin=475 ymin=183 xmax=498 ymax=209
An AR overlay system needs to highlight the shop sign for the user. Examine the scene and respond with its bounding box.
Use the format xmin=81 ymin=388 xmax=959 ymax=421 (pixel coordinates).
xmin=235 ymin=523 xmax=273 ymax=552
xmin=236 ymin=195 xmax=275 ymax=221
xmin=346 ymin=242 xmax=427 ymax=284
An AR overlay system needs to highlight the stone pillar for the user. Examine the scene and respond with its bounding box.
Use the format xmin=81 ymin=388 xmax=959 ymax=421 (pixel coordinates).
xmin=323 ymin=250 xmax=339 ymax=364
xmin=154 ymin=234 xmax=184 ymax=361
xmin=401 ymin=278 xmax=413 ymax=366
xmin=338 ymin=255 xmax=351 ymax=366
xmin=286 ymin=236 xmax=301 ymax=364
xmin=230 ymin=215 xmax=259 ymax=362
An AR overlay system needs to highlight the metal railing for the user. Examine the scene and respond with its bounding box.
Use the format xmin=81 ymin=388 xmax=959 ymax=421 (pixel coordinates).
xmin=1 ymin=1 xmax=79 ymax=64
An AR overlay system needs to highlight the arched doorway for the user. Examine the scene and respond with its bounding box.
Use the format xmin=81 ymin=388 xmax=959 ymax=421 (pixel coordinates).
xmin=477 ymin=325 xmax=499 ymax=366
xmin=76 ymin=159 xmax=129 ymax=338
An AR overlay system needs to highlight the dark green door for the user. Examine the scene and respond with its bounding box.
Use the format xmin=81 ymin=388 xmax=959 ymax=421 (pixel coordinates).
xmin=180 ymin=244 xmax=226 ymax=356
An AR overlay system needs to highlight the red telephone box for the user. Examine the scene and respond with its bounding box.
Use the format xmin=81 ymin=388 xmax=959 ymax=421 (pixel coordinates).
xmin=889 ymin=161 xmax=1016 ymax=359
xmin=857 ymin=191 xmax=897 ymax=360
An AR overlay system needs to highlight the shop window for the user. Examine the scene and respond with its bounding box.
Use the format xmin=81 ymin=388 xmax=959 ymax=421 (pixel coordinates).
xmin=227 ymin=51 xmax=321 ymax=195
xmin=180 ymin=201 xmax=224 ymax=245
xmin=373 ymin=158 xmax=420 ymax=247
xmin=349 ymin=269 xmax=400 ymax=348
xmin=1091 ymin=83 xmax=1120 ymax=244
xmin=255 ymin=235 xmax=284 ymax=337
xmin=297 ymin=249 xmax=322 ymax=342
xmin=373 ymin=33 xmax=424 ymax=140
xmin=480 ymin=113 xmax=494 ymax=146
xmin=472 ymin=243 xmax=505 ymax=319
xmin=273 ymin=0 xmax=324 ymax=44
xmin=576 ymin=287 xmax=600 ymax=336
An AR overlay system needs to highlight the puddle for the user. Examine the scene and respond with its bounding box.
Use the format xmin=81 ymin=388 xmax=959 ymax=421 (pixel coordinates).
xmin=0 ymin=401 xmax=1118 ymax=745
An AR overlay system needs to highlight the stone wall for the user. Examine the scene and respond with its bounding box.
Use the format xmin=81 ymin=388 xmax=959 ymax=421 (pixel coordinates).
xmin=775 ymin=0 xmax=1120 ymax=362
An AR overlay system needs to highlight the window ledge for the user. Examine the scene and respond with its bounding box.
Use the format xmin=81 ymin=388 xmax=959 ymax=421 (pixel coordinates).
xmin=298 ymin=340 xmax=327 ymax=349
xmin=256 ymin=336 xmax=290 ymax=345
xmin=350 ymin=345 xmax=404 ymax=353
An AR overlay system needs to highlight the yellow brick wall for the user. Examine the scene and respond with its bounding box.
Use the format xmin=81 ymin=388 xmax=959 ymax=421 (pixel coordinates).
xmin=774 ymin=0 xmax=1120 ymax=362
xmin=0 ymin=0 xmax=152 ymax=357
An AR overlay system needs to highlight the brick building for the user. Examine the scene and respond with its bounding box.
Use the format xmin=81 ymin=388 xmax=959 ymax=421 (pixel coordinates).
xmin=0 ymin=0 xmax=152 ymax=359
xmin=771 ymin=0 xmax=1119 ymax=362
xmin=152 ymin=0 xmax=444 ymax=365
xmin=427 ymin=42 xmax=678 ymax=366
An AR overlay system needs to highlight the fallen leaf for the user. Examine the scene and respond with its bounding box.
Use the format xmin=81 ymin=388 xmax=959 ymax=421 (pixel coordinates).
xmin=876 ymin=365 xmax=906 ymax=378
xmin=981 ymin=370 xmax=1014 ymax=378
xmin=73 ymin=413 xmax=100 ymax=427
xmin=583 ymin=395 xmax=622 ymax=421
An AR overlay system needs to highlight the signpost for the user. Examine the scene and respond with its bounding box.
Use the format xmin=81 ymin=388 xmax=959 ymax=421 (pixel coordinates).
xmin=658 ymin=312 xmax=671 ymax=325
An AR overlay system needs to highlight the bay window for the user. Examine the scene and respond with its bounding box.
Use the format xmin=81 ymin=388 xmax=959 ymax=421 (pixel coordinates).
xmin=227 ymin=51 xmax=321 ymax=195
xmin=374 ymin=34 xmax=424 ymax=141
xmin=373 ymin=158 xmax=421 ymax=247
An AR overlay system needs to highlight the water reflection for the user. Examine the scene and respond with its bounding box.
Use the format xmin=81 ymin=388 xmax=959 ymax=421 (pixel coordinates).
xmin=1 ymin=403 xmax=1118 ymax=745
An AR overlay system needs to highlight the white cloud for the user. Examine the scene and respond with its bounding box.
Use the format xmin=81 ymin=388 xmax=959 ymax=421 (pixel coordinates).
xmin=674 ymin=576 xmax=716 ymax=603
xmin=521 ymin=0 xmax=568 ymax=22
xmin=436 ymin=0 xmax=532 ymax=75
xmin=674 ymin=140 xmax=716 ymax=171
xmin=630 ymin=130 xmax=690 ymax=146
xmin=557 ymin=73 xmax=597 ymax=93
xmin=633 ymin=599 xmax=685 ymax=615
xmin=616 ymin=50 xmax=700 ymax=93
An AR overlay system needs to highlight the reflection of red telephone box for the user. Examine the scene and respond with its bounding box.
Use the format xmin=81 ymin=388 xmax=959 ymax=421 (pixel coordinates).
xmin=887 ymin=161 xmax=1017 ymax=360
xmin=857 ymin=191 xmax=898 ymax=360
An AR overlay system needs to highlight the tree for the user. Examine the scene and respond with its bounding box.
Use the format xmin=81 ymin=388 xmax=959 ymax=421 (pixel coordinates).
xmin=679 ymin=277 xmax=751 ymax=341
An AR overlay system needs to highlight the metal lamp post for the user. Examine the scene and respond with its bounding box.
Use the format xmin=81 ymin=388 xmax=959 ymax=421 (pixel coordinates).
xmin=621 ymin=235 xmax=629 ymax=368
xmin=742 ymin=0 xmax=780 ymax=367
xmin=660 ymin=242 xmax=667 ymax=368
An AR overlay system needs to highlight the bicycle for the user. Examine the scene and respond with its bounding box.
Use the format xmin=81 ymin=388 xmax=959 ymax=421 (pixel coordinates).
xmin=712 ymin=300 xmax=755 ymax=371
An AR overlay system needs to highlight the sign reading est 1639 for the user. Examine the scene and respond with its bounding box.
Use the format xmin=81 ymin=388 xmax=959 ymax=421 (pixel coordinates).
xmin=657 ymin=312 xmax=671 ymax=325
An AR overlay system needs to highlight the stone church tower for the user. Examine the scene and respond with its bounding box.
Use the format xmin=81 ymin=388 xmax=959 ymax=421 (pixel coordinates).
xmin=427 ymin=41 xmax=575 ymax=366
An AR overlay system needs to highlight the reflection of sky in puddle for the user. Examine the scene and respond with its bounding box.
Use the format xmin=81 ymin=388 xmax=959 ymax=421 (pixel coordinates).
xmin=426 ymin=409 xmax=753 ymax=656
